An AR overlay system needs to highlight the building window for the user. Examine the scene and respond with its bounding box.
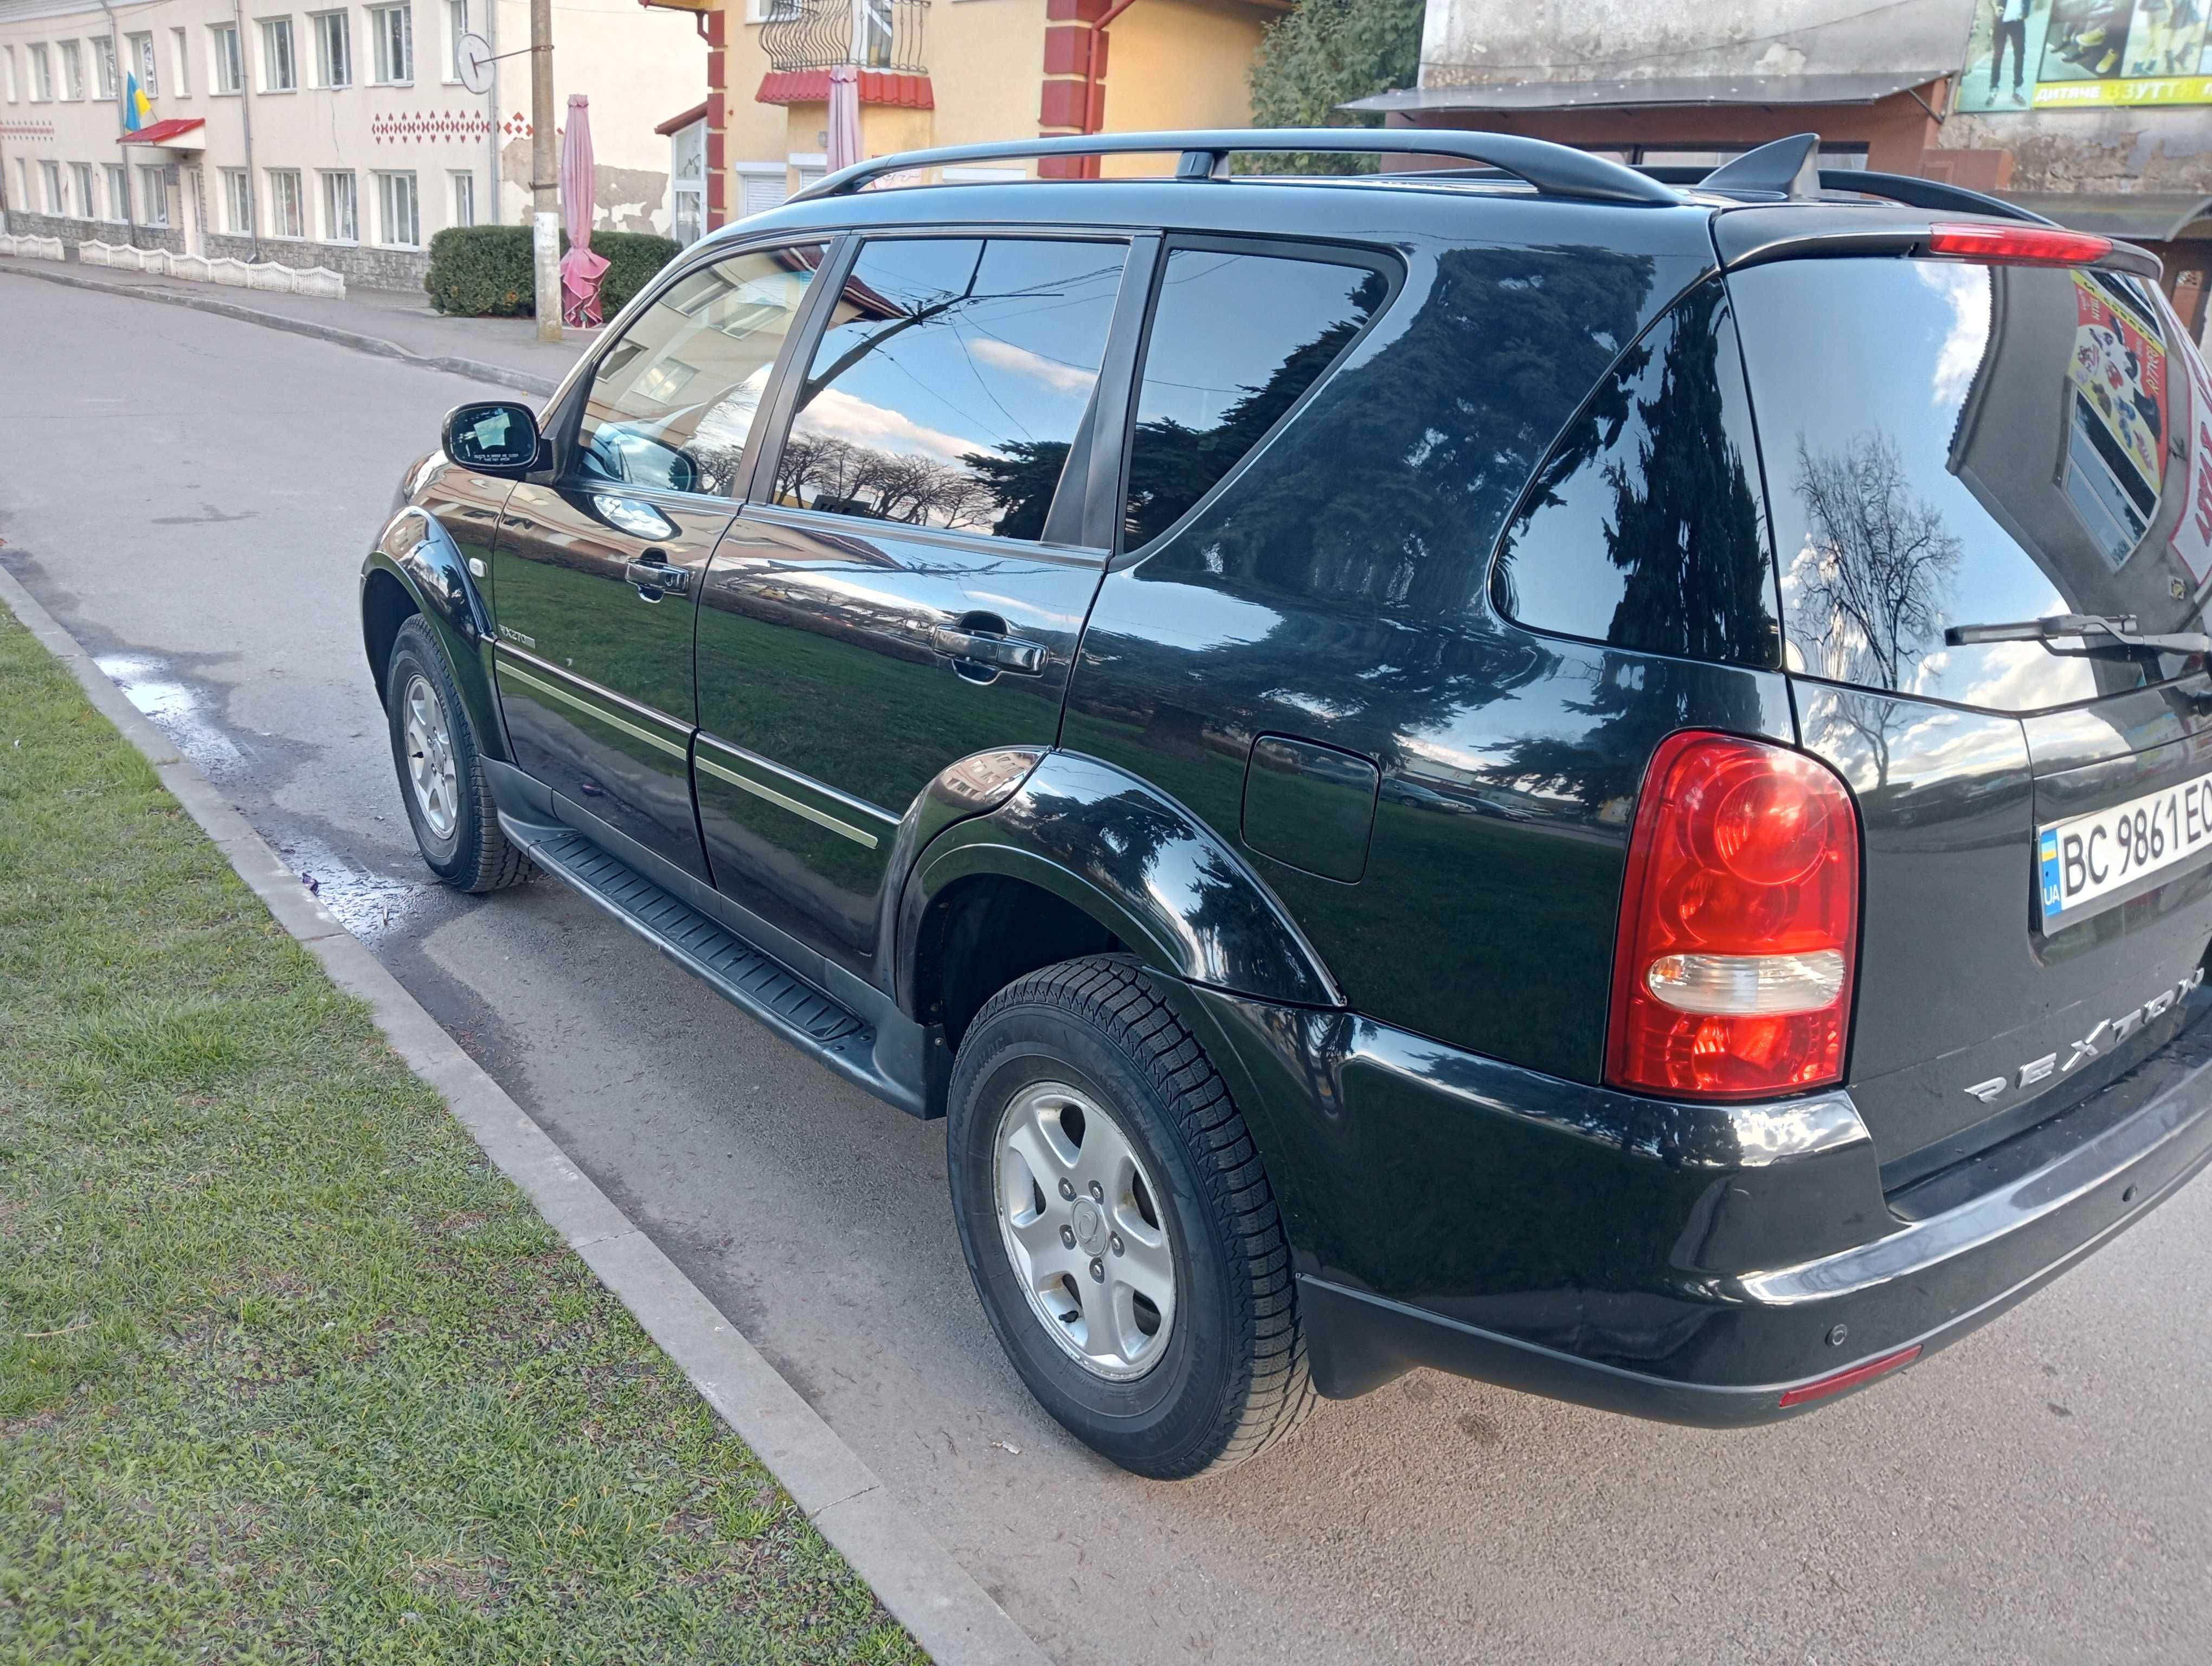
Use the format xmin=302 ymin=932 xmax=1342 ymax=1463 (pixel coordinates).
xmin=139 ymin=165 xmax=170 ymax=227
xmin=312 ymin=11 xmax=351 ymax=87
xmin=72 ymin=162 xmax=95 ymax=217
xmin=672 ymin=122 xmax=707 ymax=242
xmin=221 ymin=166 xmax=253 ymax=233
xmin=40 ymin=158 xmax=64 ymax=213
xmin=211 ymin=25 xmax=243 ymax=93
xmin=378 ymin=169 xmax=419 ymax=245
xmin=104 ymin=162 xmax=128 ymax=220
xmin=92 ymin=36 xmax=115 ymax=100
xmin=2 ymin=46 xmax=15 ymax=104
xmin=446 ymin=0 xmax=468 ymax=80
xmin=172 ymin=28 xmax=190 ymax=95
xmin=28 ymin=43 xmax=52 ymax=101
xmin=369 ymin=5 xmax=412 ymax=85
xmin=12 ymin=159 xmax=27 ymax=209
xmin=268 ymin=168 xmax=305 ymax=236
xmin=128 ymin=31 xmax=157 ymax=97
xmin=261 ymin=18 xmax=297 ymax=91
xmin=449 ymin=169 xmax=474 ymax=227
xmin=322 ymin=170 xmax=357 ymax=240
xmin=57 ymin=40 xmax=82 ymax=100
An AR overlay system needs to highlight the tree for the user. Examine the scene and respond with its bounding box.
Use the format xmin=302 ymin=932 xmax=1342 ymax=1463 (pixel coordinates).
xmin=1247 ymin=0 xmax=1426 ymax=174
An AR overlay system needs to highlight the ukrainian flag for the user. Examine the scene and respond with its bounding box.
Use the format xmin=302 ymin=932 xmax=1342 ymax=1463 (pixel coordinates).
xmin=124 ymin=72 xmax=150 ymax=132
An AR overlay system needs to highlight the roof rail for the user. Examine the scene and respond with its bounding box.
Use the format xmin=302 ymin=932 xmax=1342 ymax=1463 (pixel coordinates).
xmin=789 ymin=129 xmax=1687 ymax=208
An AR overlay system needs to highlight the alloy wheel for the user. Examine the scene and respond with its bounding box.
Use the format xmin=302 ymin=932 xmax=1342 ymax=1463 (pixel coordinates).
xmin=993 ymin=1080 xmax=1178 ymax=1381
xmin=402 ymin=672 xmax=460 ymax=842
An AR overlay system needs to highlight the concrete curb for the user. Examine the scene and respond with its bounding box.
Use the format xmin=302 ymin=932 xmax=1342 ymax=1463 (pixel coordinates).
xmin=0 ymin=260 xmax=558 ymax=398
xmin=0 ymin=565 xmax=1048 ymax=1666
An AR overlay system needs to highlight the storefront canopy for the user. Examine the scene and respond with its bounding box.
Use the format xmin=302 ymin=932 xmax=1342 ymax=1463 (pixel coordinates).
xmin=1997 ymin=193 xmax=2212 ymax=244
xmin=115 ymin=117 xmax=205 ymax=151
xmin=1343 ymin=74 xmax=1951 ymax=116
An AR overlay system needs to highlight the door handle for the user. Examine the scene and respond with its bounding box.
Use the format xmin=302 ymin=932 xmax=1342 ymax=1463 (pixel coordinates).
xmin=625 ymin=558 xmax=691 ymax=598
xmin=930 ymin=625 xmax=1047 ymax=676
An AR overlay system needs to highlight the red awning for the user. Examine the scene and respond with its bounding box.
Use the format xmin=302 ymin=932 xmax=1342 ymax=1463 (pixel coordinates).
xmin=118 ymin=117 xmax=206 ymax=147
xmin=654 ymin=99 xmax=708 ymax=137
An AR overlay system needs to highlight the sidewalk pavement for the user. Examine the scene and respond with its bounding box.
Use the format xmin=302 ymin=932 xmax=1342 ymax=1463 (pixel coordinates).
xmin=0 ymin=257 xmax=598 ymax=398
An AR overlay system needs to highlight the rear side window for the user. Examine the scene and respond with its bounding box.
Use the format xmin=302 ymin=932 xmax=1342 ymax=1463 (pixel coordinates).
xmin=1491 ymin=280 xmax=1779 ymax=666
xmin=771 ymin=236 xmax=1125 ymax=541
xmin=1732 ymin=256 xmax=2204 ymax=713
xmin=1123 ymin=247 xmax=1386 ymax=548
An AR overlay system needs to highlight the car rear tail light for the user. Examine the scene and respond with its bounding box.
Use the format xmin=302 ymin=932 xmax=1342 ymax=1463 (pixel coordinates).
xmin=1606 ymin=732 xmax=1860 ymax=1100
xmin=1926 ymin=222 xmax=2113 ymax=267
xmin=1777 ymin=1344 xmax=1921 ymax=1409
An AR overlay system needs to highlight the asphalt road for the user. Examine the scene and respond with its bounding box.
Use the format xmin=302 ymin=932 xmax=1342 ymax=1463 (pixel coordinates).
xmin=7 ymin=273 xmax=2209 ymax=1665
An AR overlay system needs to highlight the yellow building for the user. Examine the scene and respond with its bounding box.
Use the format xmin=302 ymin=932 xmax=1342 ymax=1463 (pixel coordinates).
xmin=646 ymin=0 xmax=1283 ymax=234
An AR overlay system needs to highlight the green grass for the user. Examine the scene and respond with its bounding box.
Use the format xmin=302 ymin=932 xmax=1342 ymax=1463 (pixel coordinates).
xmin=0 ymin=607 xmax=924 ymax=1665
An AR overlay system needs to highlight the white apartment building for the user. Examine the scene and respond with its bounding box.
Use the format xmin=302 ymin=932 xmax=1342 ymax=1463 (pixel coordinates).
xmin=0 ymin=0 xmax=704 ymax=285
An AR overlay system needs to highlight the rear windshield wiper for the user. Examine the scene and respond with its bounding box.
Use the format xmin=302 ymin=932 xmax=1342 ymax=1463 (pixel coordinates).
xmin=1944 ymin=613 xmax=2212 ymax=656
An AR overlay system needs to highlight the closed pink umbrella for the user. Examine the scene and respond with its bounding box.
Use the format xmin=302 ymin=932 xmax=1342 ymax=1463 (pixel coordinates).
xmin=827 ymin=63 xmax=862 ymax=176
xmin=558 ymin=93 xmax=609 ymax=328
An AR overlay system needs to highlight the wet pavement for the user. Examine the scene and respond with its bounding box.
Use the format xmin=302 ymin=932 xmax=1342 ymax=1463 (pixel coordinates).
xmin=8 ymin=271 xmax=2212 ymax=1666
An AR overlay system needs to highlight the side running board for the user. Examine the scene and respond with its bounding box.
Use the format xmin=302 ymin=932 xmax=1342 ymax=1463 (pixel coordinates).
xmin=498 ymin=814 xmax=925 ymax=1117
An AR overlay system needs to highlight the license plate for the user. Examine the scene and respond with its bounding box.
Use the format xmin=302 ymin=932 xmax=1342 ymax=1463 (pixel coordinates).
xmin=2040 ymin=774 xmax=2212 ymax=927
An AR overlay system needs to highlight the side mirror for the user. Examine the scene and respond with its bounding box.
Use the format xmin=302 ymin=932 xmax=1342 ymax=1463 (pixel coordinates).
xmin=442 ymin=401 xmax=543 ymax=473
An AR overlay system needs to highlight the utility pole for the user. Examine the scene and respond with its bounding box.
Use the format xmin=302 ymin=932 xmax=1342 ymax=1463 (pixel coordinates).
xmin=97 ymin=0 xmax=136 ymax=238
xmin=530 ymin=0 xmax=559 ymax=343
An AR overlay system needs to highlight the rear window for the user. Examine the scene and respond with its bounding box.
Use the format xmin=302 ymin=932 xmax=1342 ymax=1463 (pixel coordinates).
xmin=1732 ymin=255 xmax=2207 ymax=714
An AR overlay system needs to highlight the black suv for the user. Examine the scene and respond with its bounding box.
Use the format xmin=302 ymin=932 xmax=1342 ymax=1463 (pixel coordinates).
xmin=363 ymin=130 xmax=2212 ymax=1478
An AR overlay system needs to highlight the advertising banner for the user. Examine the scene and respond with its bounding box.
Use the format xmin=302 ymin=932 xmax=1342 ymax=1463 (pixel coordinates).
xmin=1960 ymin=0 xmax=2212 ymax=112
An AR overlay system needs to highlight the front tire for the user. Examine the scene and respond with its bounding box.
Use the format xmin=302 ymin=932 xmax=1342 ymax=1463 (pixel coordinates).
xmin=384 ymin=616 xmax=528 ymax=894
xmin=947 ymin=957 xmax=1312 ymax=1478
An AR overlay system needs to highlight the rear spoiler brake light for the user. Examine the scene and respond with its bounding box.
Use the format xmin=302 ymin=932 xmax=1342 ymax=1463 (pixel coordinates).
xmin=1925 ymin=222 xmax=2114 ymax=267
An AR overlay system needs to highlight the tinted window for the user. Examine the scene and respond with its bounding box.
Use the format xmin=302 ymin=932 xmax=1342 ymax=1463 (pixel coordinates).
xmin=577 ymin=243 xmax=824 ymax=496
xmin=1123 ymin=248 xmax=1385 ymax=547
xmin=771 ymin=237 xmax=1125 ymax=541
xmin=1734 ymin=257 xmax=2205 ymax=713
xmin=1493 ymin=280 xmax=1778 ymax=666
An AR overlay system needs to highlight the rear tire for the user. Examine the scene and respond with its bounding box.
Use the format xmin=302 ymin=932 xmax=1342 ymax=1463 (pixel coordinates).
xmin=384 ymin=616 xmax=529 ymax=894
xmin=946 ymin=957 xmax=1312 ymax=1478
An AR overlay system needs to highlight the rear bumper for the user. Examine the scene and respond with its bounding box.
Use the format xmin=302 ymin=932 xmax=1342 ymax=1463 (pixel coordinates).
xmin=1175 ymin=984 xmax=2212 ymax=1425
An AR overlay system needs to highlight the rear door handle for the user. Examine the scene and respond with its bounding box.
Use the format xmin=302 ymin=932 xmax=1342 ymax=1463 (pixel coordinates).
xmin=625 ymin=556 xmax=691 ymax=598
xmin=930 ymin=625 xmax=1047 ymax=675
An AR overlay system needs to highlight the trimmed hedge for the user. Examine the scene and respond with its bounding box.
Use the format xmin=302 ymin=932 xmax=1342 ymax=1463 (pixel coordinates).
xmin=425 ymin=225 xmax=680 ymax=318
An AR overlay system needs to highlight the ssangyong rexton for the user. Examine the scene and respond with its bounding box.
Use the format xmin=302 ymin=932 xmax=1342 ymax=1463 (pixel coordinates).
xmin=361 ymin=131 xmax=2212 ymax=1476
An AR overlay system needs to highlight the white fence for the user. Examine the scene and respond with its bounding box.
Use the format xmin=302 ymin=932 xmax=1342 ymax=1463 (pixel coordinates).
xmin=70 ymin=240 xmax=346 ymax=299
xmin=0 ymin=232 xmax=66 ymax=261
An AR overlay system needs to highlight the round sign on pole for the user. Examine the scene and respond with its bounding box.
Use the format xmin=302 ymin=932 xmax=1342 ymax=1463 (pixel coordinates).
xmin=457 ymin=33 xmax=493 ymax=96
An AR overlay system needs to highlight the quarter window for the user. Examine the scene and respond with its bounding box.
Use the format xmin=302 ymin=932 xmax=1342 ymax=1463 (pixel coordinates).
xmin=1122 ymin=247 xmax=1383 ymax=548
xmin=1491 ymin=280 xmax=1779 ymax=667
xmin=577 ymin=243 xmax=826 ymax=497
xmin=771 ymin=237 xmax=1126 ymax=541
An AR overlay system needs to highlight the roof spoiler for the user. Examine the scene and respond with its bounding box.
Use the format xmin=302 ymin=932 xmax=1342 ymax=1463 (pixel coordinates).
xmin=790 ymin=129 xmax=1687 ymax=208
xmin=1638 ymin=133 xmax=2061 ymax=227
